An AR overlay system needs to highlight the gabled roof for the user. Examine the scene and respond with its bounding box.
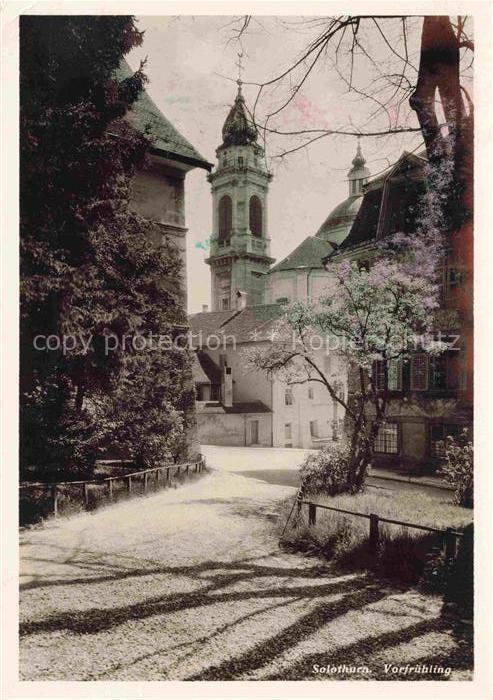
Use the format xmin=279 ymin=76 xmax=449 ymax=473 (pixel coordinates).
xmin=195 ymin=350 xmax=222 ymax=384
xmin=191 ymin=352 xmax=211 ymax=384
xmin=115 ymin=61 xmax=212 ymax=171
xmin=269 ymin=236 xmax=332 ymax=273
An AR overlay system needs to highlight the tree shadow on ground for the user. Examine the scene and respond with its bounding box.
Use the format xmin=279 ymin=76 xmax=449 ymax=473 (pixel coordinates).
xmin=19 ymin=557 xmax=371 ymax=637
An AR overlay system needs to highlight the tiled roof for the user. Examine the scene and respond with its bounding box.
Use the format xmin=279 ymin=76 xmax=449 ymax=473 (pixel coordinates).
xmin=114 ymin=61 xmax=212 ymax=170
xmin=219 ymin=304 xmax=284 ymax=343
xmin=188 ymin=304 xmax=284 ymax=344
xmin=269 ymin=236 xmax=332 ymax=273
xmin=189 ymin=310 xmax=238 ymax=338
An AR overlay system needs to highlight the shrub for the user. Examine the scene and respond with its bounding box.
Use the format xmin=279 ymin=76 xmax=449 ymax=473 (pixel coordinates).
xmin=299 ymin=442 xmax=351 ymax=495
xmin=439 ymin=429 xmax=473 ymax=507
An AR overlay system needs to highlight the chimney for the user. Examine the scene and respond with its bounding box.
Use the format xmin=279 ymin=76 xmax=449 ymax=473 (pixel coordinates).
xmin=236 ymin=289 xmax=248 ymax=310
xmin=202 ymin=304 xmax=209 ymax=313
xmin=223 ymin=366 xmax=233 ymax=407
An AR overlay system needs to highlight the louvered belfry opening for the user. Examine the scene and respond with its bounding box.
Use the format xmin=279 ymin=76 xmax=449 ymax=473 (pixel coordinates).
xmin=249 ymin=195 xmax=262 ymax=237
xmin=218 ymin=195 xmax=232 ymax=240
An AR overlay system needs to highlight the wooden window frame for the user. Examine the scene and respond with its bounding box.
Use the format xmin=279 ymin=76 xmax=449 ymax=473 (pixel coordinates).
xmin=373 ymin=421 xmax=400 ymax=455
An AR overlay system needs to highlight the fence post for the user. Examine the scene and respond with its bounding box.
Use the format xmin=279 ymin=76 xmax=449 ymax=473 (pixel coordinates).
xmin=83 ymin=483 xmax=89 ymax=509
xmin=369 ymin=514 xmax=380 ymax=553
xmin=308 ymin=502 xmax=317 ymax=526
xmin=445 ymin=527 xmax=458 ymax=560
xmin=108 ymin=479 xmax=113 ymax=500
xmin=144 ymin=472 xmax=148 ymax=493
xmin=52 ymin=485 xmax=58 ymax=518
xmin=186 ymin=463 xmax=190 ymax=476
xmin=176 ymin=465 xmax=181 ymax=476
xmin=156 ymin=469 xmax=160 ymax=487
xmin=166 ymin=467 xmax=170 ymax=483
xmin=127 ymin=475 xmax=132 ymax=495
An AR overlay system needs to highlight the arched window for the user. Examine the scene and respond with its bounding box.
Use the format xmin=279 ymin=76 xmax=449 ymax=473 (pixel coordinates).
xmin=249 ymin=195 xmax=262 ymax=237
xmin=218 ymin=195 xmax=232 ymax=240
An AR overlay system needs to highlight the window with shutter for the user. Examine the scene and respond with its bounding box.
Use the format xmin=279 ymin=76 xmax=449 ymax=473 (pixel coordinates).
xmin=374 ymin=360 xmax=386 ymax=391
xmin=411 ymin=354 xmax=428 ymax=390
xmin=388 ymin=359 xmax=402 ymax=391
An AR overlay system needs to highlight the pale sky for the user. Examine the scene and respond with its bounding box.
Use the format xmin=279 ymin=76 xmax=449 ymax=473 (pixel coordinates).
xmin=126 ymin=15 xmax=426 ymax=313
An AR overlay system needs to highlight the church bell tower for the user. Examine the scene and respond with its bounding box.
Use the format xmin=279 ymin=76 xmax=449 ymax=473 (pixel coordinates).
xmin=206 ymin=77 xmax=274 ymax=311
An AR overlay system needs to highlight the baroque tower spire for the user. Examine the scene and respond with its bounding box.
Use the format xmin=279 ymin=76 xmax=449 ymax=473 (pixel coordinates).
xmin=205 ymin=79 xmax=274 ymax=311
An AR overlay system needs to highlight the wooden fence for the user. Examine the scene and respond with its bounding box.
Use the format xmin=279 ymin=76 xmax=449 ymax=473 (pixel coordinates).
xmin=297 ymin=498 xmax=464 ymax=559
xmin=19 ymin=456 xmax=206 ymax=525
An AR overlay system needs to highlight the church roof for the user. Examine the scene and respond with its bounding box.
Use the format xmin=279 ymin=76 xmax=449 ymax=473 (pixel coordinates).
xmin=114 ymin=61 xmax=212 ymax=170
xmin=337 ymin=151 xmax=428 ymax=253
xmin=269 ymin=236 xmax=332 ymax=274
xmin=316 ymin=195 xmax=364 ymax=238
xmin=221 ymin=83 xmax=258 ymax=148
xmin=189 ymin=304 xmax=284 ymax=344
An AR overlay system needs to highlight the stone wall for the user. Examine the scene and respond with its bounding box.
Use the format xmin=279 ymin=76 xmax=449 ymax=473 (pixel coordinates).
xmin=197 ymin=411 xmax=272 ymax=447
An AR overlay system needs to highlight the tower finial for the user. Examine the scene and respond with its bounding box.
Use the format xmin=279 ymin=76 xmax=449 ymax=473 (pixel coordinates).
xmin=235 ymin=51 xmax=244 ymax=91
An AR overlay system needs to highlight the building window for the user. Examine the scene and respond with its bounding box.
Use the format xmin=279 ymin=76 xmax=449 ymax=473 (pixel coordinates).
xmin=218 ymin=195 xmax=232 ymax=241
xmin=238 ymin=156 xmax=244 ymax=167
xmin=221 ymin=297 xmax=230 ymax=310
xmin=410 ymin=354 xmax=429 ymax=391
xmin=374 ymin=422 xmax=399 ymax=454
xmin=276 ymin=296 xmax=289 ymax=305
xmin=309 ymin=420 xmax=319 ymax=438
xmin=374 ymin=360 xmax=386 ymax=391
xmin=430 ymin=424 xmax=461 ymax=457
xmin=284 ymin=423 xmax=292 ymax=440
xmin=388 ymin=359 xmax=402 ymax=391
xmin=249 ymin=195 xmax=262 ymax=237
xmin=284 ymin=387 xmax=293 ymax=406
xmin=308 ymin=387 xmax=314 ymax=399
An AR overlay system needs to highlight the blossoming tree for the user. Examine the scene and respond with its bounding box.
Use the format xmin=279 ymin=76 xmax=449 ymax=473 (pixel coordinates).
xmin=246 ymin=230 xmax=445 ymax=492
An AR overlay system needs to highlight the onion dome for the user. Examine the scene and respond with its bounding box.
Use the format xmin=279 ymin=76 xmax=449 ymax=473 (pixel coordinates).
xmin=348 ymin=139 xmax=370 ymax=189
xmin=221 ymin=81 xmax=258 ymax=147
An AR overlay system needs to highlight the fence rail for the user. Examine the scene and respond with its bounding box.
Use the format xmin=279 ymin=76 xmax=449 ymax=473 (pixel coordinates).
xmin=297 ymin=498 xmax=464 ymax=559
xmin=19 ymin=456 xmax=206 ymax=525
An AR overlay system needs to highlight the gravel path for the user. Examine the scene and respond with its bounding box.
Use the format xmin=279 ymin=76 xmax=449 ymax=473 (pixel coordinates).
xmin=19 ymin=468 xmax=472 ymax=681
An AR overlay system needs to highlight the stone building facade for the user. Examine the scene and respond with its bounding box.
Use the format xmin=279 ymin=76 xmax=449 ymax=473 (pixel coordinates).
xmin=323 ymin=151 xmax=473 ymax=470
